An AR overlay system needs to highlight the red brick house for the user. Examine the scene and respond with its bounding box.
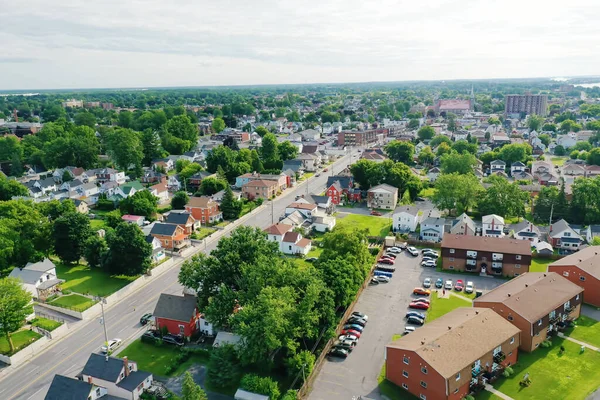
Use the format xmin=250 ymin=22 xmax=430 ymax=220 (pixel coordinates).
xmin=548 ymin=246 xmax=600 ymax=307
xmin=164 ymin=211 xmax=199 ymax=235
xmin=185 ymin=196 xmax=223 ymax=225
xmin=150 ymin=223 xmax=189 ymax=251
xmin=153 ymin=293 xmax=200 ymax=338
xmin=326 ymin=181 xmax=343 ymax=205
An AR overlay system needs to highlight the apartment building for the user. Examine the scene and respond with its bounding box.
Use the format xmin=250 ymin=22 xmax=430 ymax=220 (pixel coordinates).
xmin=548 ymin=246 xmax=600 ymax=307
xmin=440 ymin=235 xmax=531 ymax=277
xmin=504 ymin=94 xmax=548 ymax=116
xmin=241 ymin=179 xmax=278 ymax=200
xmin=386 ymin=308 xmax=520 ymax=400
xmin=474 ymin=272 xmax=583 ymax=352
xmin=367 ymin=183 xmax=398 ymax=210
xmin=337 ymin=128 xmax=388 ymax=146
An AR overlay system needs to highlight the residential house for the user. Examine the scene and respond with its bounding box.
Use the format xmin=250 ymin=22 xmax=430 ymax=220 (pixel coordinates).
xmin=264 ymin=223 xmax=294 ymax=243
xmin=492 ymin=134 xmax=511 ymax=148
xmin=440 ymin=234 xmax=531 ymax=277
xmin=280 ymin=210 xmax=309 ymax=229
xmin=140 ymin=170 xmax=165 ymax=185
xmin=510 ymin=162 xmax=526 ymax=176
xmin=299 ymin=129 xmax=320 ymax=141
xmin=45 ymin=374 xmax=109 ymax=400
xmin=548 ymin=246 xmax=600 ymax=307
xmin=309 ymin=194 xmax=334 ymax=214
xmin=549 ymin=219 xmax=583 ymax=253
xmin=151 ymin=158 xmax=174 ymax=172
xmin=586 ymin=225 xmax=600 ymax=243
xmin=393 ymin=207 xmax=419 ymax=233
xmin=149 ymin=223 xmax=189 ymax=251
xmin=121 ymin=215 xmax=145 ymax=226
xmin=282 ymin=159 xmax=304 ymax=175
xmin=474 ymin=272 xmax=583 ymax=351
xmin=537 ymin=172 xmax=559 ymax=186
xmin=512 ymin=220 xmax=542 ymax=244
xmin=81 ymin=353 xmax=153 ymax=400
xmin=556 ymin=135 xmax=577 ymax=149
xmin=296 ymin=154 xmax=318 ymax=172
xmin=449 ymin=213 xmax=476 ymax=236
xmin=153 ymin=293 xmax=201 ymax=338
xmin=535 ymin=241 xmax=554 ymax=256
xmin=367 ymin=184 xmax=399 ymax=210
xmin=164 ymin=211 xmax=199 ymax=235
xmin=94 ymin=168 xmax=126 ymax=184
xmin=385 ymin=308 xmax=520 ymax=400
xmin=68 ymin=198 xmax=89 ymax=214
xmin=490 ymin=160 xmax=506 ymax=174
xmin=361 ymin=151 xmax=387 ymax=163
xmin=114 ymin=181 xmax=144 ymax=199
xmin=242 ymin=179 xmax=278 ymax=200
xmin=188 ymin=171 xmax=217 ymax=190
xmin=211 ymin=188 xmax=242 ymax=203
xmin=531 ymin=161 xmax=553 ymax=177
xmin=562 ymin=164 xmax=586 ymax=177
xmin=281 ymin=231 xmax=312 ymax=255
xmin=285 ymin=202 xmax=318 ymax=219
xmin=149 ymin=181 xmax=169 ymax=202
xmin=8 ymin=258 xmax=64 ymax=301
xmin=584 ymin=165 xmax=600 ymax=178
xmin=426 ymin=167 xmax=441 ymax=182
xmin=145 ymin=235 xmax=166 ymax=264
xmin=420 ymin=217 xmax=446 ymax=242
xmin=482 ymin=214 xmax=506 ymax=238
xmin=325 ymin=181 xmax=344 ymax=205
xmin=60 ymin=179 xmax=84 ymax=193
xmin=167 ymin=175 xmax=181 ymax=191
xmin=185 ymin=196 xmax=222 ymax=224
xmin=235 ymin=172 xmax=288 ymax=191
xmin=512 ymin=171 xmax=534 ymax=181
xmin=311 ymin=212 xmax=336 ymax=233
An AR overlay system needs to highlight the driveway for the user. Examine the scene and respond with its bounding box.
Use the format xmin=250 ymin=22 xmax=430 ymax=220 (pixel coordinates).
xmin=308 ymin=250 xmax=505 ymax=400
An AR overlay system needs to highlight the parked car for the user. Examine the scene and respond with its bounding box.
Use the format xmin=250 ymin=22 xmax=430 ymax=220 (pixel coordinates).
xmin=374 ymin=270 xmax=393 ymax=278
xmin=406 ymin=316 xmax=425 ymax=325
xmin=403 ymin=326 xmax=416 ymax=335
xmin=369 ymin=277 xmax=379 ymax=285
xmin=378 ymin=258 xmax=394 ymax=265
xmin=139 ymin=313 xmax=153 ymax=325
xmin=341 ymin=329 xmax=362 ymax=338
xmin=339 ymin=334 xmax=359 ymax=342
xmin=422 ymin=250 xmax=439 ymax=258
xmin=374 ymin=275 xmax=390 ymax=283
xmin=409 ymin=301 xmax=430 ymax=310
xmin=333 ymin=342 xmax=354 ymax=352
xmin=407 ymin=247 xmax=419 ymax=256
xmin=421 ymin=260 xmax=436 ymax=268
xmin=305 ymin=257 xmax=318 ymax=263
xmin=412 ymin=297 xmax=431 ymax=304
xmin=387 ymin=247 xmax=403 ymax=254
xmin=352 ymin=312 xmax=368 ymax=321
xmin=162 ymin=334 xmax=184 ymax=346
xmin=413 ymin=287 xmax=431 ymax=296
xmin=465 ymin=281 xmax=474 ymax=293
xmin=328 ymin=348 xmax=349 ymax=359
xmin=405 ymin=311 xmax=426 ymax=320
xmin=421 ymin=248 xmax=436 ymax=254
xmin=454 ymin=279 xmax=464 ymax=291
xmin=370 ymin=211 xmax=382 ymax=216
xmin=435 ymin=278 xmax=443 ymax=288
xmin=423 ymin=277 xmax=432 ymax=288
xmin=376 ymin=266 xmax=396 ymax=272
xmin=101 ymin=338 xmax=122 ymax=354
xmin=379 ymin=256 xmax=395 ymax=262
xmin=343 ymin=324 xmax=364 ymax=333
xmin=324 ymin=168 xmax=329 ymax=172
xmin=384 ymin=252 xmax=397 ymax=259
xmin=347 ymin=317 xmax=367 ymax=327
xmin=444 ymin=279 xmax=453 ymax=290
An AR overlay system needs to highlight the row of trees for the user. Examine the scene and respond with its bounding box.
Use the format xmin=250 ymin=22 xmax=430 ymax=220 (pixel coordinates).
xmin=533 ymin=177 xmax=600 ymax=225
xmin=349 ymin=159 xmax=422 ymax=199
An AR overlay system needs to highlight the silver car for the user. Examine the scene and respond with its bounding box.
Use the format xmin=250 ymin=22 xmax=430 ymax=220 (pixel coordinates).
xmin=423 ymin=277 xmax=432 ymax=288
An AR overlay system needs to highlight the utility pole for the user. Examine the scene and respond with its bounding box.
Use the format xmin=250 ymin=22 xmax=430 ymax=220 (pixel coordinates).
xmin=97 ymin=297 xmax=109 ymax=361
xmin=271 ymin=200 xmax=274 ymax=224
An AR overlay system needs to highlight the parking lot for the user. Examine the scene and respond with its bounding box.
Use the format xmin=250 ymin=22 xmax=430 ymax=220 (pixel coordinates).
xmin=308 ymin=248 xmax=506 ymax=400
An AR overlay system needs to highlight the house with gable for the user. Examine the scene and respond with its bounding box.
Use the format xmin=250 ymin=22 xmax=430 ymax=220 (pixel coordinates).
xmin=325 ymin=180 xmax=344 ymax=205
xmin=281 ymin=231 xmax=312 ymax=255
xmin=482 ymin=214 xmax=506 ymax=238
xmin=392 ymin=206 xmax=419 ymax=233
xmin=153 ymin=293 xmax=202 ymax=338
xmin=367 ymin=183 xmax=398 ymax=210
xmin=585 ymin=225 xmax=600 ymax=244
xmin=145 ymin=235 xmax=166 ymax=264
xmin=549 ymin=219 xmax=583 ymax=252
xmin=150 ymin=223 xmax=189 ymax=251
xmin=114 ymin=181 xmax=144 ymax=199
xmin=512 ymin=220 xmax=542 ymax=243
xmin=264 ymin=223 xmax=294 ymax=243
xmin=490 ymin=160 xmax=506 ymax=174
xmin=45 ymin=374 xmax=109 ymax=400
xmin=8 ymin=258 xmax=63 ymax=301
xmin=449 ymin=213 xmax=476 ymax=236
xmin=426 ymin=167 xmax=441 ymax=182
xmin=510 ymin=162 xmax=526 ymax=176
xmin=420 ymin=217 xmax=445 ymax=242
xmin=285 ymin=202 xmax=318 ymax=219
xmin=149 ymin=181 xmax=169 ymax=202
xmin=185 ymin=196 xmax=222 ymax=224
xmin=163 ymin=211 xmax=199 ymax=235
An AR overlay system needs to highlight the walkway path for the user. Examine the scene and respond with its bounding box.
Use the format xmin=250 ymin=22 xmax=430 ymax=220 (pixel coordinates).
xmin=484 ymin=384 xmax=515 ymax=400
xmin=449 ymin=292 xmax=473 ymax=303
xmin=558 ymin=332 xmax=600 ymax=351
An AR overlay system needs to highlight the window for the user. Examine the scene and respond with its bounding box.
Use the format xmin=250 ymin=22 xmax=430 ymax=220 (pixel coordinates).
xmin=39 ymin=278 xmax=43 ymax=283
xmin=95 ymin=388 xmax=101 ymax=396
xmin=403 ymin=370 xmax=409 ymax=378
xmin=449 ymin=257 xmax=454 ymax=261
xmin=420 ymin=395 xmax=427 ymax=400
xmin=516 ymin=255 xmax=521 ymax=260
xmin=565 ymin=232 xmax=571 ymax=237
xmin=455 ymin=372 xmax=460 ymax=381
xmin=576 ymin=294 xmax=580 ymax=300
xmin=449 ymin=266 xmax=454 ymax=270
xmin=538 ymin=319 xmax=542 ymax=326
xmin=510 ymin=337 xmax=515 ymax=344
xmin=515 ymin=264 xmax=521 ymax=269
xmin=508 ymin=315 xmax=514 ymax=321
xmin=402 ymin=383 xmax=408 ymax=390
xmin=450 ymin=249 xmax=455 ymax=254
xmin=46 ymin=274 xmax=50 ymax=279
xmin=580 ymin=276 xmax=586 ymax=282
xmin=421 ymin=366 xmax=428 ymax=374
xmin=509 ymin=351 xmax=513 ymax=356
xmin=403 ymin=356 xmax=410 ymax=365
xmin=420 ymin=381 xmax=427 ymax=388
xmin=563 ymin=271 xmax=569 ymax=277
xmin=453 ymin=389 xmax=459 ymax=394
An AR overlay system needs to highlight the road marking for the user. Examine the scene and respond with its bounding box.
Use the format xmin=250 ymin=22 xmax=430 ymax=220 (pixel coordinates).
xmin=25 ymin=386 xmax=45 ymax=400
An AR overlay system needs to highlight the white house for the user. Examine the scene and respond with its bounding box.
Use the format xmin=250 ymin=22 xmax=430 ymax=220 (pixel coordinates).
xmin=549 ymin=219 xmax=583 ymax=252
xmin=482 ymin=214 xmax=505 ymax=237
xmin=295 ymin=154 xmax=318 ymax=172
xmin=263 ymin=223 xmax=311 ymax=255
xmin=490 ymin=160 xmax=506 ymax=174
xmin=449 ymin=213 xmax=476 ymax=236
xmin=146 ymin=235 xmax=166 ymax=264
xmin=426 ymin=167 xmax=441 ymax=182
xmin=264 ymin=223 xmax=293 ymax=243
xmin=76 ymin=182 xmax=99 ymax=198
xmin=419 ymin=217 xmax=445 ymax=242
xmin=285 ymin=202 xmax=317 ymax=219
xmin=8 ymin=258 xmax=63 ymax=301
xmin=557 ymin=135 xmax=577 ymax=149
xmin=512 ymin=220 xmax=541 ymax=244
xmin=311 ymin=211 xmax=337 ymax=233
xmin=510 ymin=162 xmax=526 ymax=176
xmin=393 ymin=207 xmax=419 ymax=233
xmin=586 ymin=225 xmax=600 ymax=244
xmin=299 ymin=129 xmax=320 ymax=141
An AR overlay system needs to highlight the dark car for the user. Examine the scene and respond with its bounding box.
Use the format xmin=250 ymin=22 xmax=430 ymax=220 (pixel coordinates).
xmin=139 ymin=313 xmax=153 ymax=325
xmin=328 ymin=348 xmax=349 ymax=359
xmin=369 ymin=277 xmax=380 ymax=285
xmin=406 ymin=316 xmax=425 ymax=325
xmin=422 ymin=251 xmax=439 ymax=259
xmin=305 ymin=257 xmax=318 ymax=263
xmin=376 ymin=266 xmax=396 ymax=272
xmin=405 ymin=311 xmax=426 ymax=320
xmin=352 ymin=312 xmax=368 ymax=320
xmin=347 ymin=317 xmax=367 ymax=327
xmin=141 ymin=330 xmax=161 ymax=341
xmin=435 ymin=278 xmax=443 ymax=288
xmin=162 ymin=334 xmax=184 ymax=346
xmin=343 ymin=324 xmax=364 ymax=333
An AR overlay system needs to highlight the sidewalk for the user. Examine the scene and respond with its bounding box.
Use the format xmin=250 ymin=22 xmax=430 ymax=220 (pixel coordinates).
xmin=558 ymin=332 xmax=600 ymax=351
xmin=484 ymin=384 xmax=514 ymax=400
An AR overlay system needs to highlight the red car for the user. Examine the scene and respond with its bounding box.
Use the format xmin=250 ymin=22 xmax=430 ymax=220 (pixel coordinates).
xmin=409 ymin=302 xmax=430 ymax=310
xmin=454 ymin=279 xmax=464 ymax=291
xmin=370 ymin=211 xmax=382 ymax=216
xmin=378 ymin=258 xmax=394 ymax=265
xmin=341 ymin=329 xmax=362 ymax=338
xmin=412 ymin=297 xmax=431 ymax=304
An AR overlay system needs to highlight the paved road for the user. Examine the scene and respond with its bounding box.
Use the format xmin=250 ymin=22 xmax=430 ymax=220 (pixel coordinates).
xmin=0 ymin=150 xmax=358 ymax=400
xmin=308 ymin=252 xmax=505 ymax=400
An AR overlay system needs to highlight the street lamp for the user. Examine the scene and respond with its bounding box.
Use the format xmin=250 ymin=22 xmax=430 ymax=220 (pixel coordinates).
xmin=95 ymin=296 xmax=109 ymax=361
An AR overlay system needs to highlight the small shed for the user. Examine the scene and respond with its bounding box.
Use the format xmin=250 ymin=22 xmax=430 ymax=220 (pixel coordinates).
xmin=385 ymin=236 xmax=396 ymax=247
xmin=213 ymin=331 xmax=242 ymax=348
xmin=234 ymin=389 xmax=269 ymax=400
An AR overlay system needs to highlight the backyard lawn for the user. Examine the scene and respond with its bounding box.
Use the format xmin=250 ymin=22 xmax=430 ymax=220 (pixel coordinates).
xmin=493 ymin=338 xmax=600 ymax=400
xmin=427 ymin=291 xmax=472 ymax=321
xmin=336 ymin=214 xmax=391 ymax=237
xmin=530 ymin=258 xmax=553 ymax=273
xmin=30 ymin=317 xmax=62 ymax=331
xmin=567 ymin=315 xmax=600 ymax=348
xmin=192 ymin=228 xmax=216 ymax=240
xmin=118 ymin=340 xmax=209 ymax=377
xmin=551 ymin=157 xmax=567 ymax=166
xmin=418 ymin=187 xmax=437 ymax=198
xmin=0 ymin=330 xmax=42 ymax=355
xmin=90 ymin=219 xmax=106 ymax=230
xmin=48 ymin=293 xmax=96 ymax=311
xmin=56 ymin=262 xmax=137 ymax=297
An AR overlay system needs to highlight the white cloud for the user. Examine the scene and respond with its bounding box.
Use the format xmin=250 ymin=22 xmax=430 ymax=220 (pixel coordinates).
xmin=0 ymin=0 xmax=599 ymax=89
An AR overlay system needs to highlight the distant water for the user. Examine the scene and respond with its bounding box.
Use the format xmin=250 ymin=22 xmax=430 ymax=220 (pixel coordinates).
xmin=551 ymin=77 xmax=570 ymax=82
xmin=575 ymin=83 xmax=600 ymax=88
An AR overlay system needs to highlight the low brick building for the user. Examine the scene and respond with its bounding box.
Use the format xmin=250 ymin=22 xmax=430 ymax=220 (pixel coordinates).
xmin=548 ymin=246 xmax=600 ymax=307
xmin=474 ymin=272 xmax=583 ymax=352
xmin=153 ymin=293 xmax=201 ymax=338
xmin=185 ymin=196 xmax=222 ymax=225
xmin=242 ymin=179 xmax=277 ymax=200
xmin=386 ymin=308 xmax=520 ymax=400
xmin=150 ymin=223 xmax=189 ymax=251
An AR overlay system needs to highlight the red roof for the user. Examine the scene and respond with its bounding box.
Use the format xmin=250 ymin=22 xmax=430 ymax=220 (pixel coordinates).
xmin=437 ymin=99 xmax=471 ymax=110
xmin=264 ymin=223 xmax=293 ymax=236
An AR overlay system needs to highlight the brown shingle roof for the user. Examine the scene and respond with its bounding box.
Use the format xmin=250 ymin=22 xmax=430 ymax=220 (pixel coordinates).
xmin=287 ymin=202 xmax=317 ymax=210
xmin=387 ymin=308 xmax=520 ymax=378
xmin=441 ymin=234 xmax=531 ymax=256
xmin=549 ymin=246 xmax=600 ymax=279
xmin=473 ymin=272 xmax=583 ymax=322
xmin=242 ymin=179 xmax=277 ymax=188
xmin=296 ymin=238 xmax=311 ymax=248
xmin=264 ymin=223 xmax=293 ymax=236
xmin=282 ymin=231 xmax=300 ymax=243
xmin=187 ymin=196 xmax=216 ymax=209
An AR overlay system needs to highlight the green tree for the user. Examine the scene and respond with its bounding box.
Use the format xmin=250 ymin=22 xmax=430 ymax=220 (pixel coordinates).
xmin=212 ymin=117 xmax=226 ymax=133
xmin=537 ymin=134 xmax=551 ymax=147
xmin=171 ymin=191 xmax=189 ymax=210
xmin=478 ymin=176 xmax=528 ymax=218
xmin=554 ymin=145 xmax=566 ymax=156
xmin=41 ymin=105 xmax=66 ymax=122
xmin=118 ymin=111 xmax=134 ymax=128
xmin=488 ymin=117 xmax=501 ymax=125
xmin=432 ymin=173 xmax=482 ymax=215
xmin=207 ymin=345 xmax=241 ymax=389
xmin=119 ymin=190 xmax=158 ymax=217
xmin=418 ymin=146 xmax=435 ymax=165
xmin=532 ymin=186 xmax=560 ymax=223
xmin=436 ymin=142 xmax=452 ymax=157
xmin=176 ymin=159 xmax=192 ymax=173
xmin=385 ymin=141 xmax=414 ymax=164
xmin=560 ymin=119 xmax=582 ymax=133
xmin=163 ymin=115 xmax=198 ymax=154
xmin=104 ymin=209 xmax=123 ymax=228
xmin=588 ymin=148 xmax=600 ymax=166
xmin=440 ymin=152 xmax=478 ymax=174
xmin=255 ymin=126 xmax=269 ymax=137
xmin=451 ymin=140 xmax=476 ymax=155
xmin=542 ymin=123 xmax=556 ymax=132
xmin=74 ymin=111 xmax=96 ymax=128
xmin=417 ymin=125 xmax=435 ymax=141
xmin=140 ymin=129 xmax=164 ymax=166
xmin=573 ymin=141 xmax=592 ymax=152
xmin=182 ymin=371 xmax=208 ymax=400
xmin=84 ymin=235 xmax=107 ymax=269
xmin=261 ymin=133 xmax=282 ymax=170
xmin=286 ymin=350 xmax=315 ymax=379
xmin=278 ymin=141 xmax=298 ymax=161
xmin=199 ymin=177 xmax=228 ymax=196
xmin=0 ymin=277 xmax=33 ymax=353
xmin=103 ymin=223 xmax=152 ymax=275
xmin=407 ymin=119 xmax=420 ymax=129
xmin=240 ymin=374 xmax=280 ymax=400
xmin=53 ymin=212 xmax=93 ymax=264
xmin=570 ymin=150 xmax=580 ymax=160
xmin=0 ymin=174 xmax=28 ymax=200
xmin=221 ymin=187 xmax=242 ymax=220
xmin=527 ymin=115 xmax=544 ymax=132
xmin=430 ymin=135 xmax=451 ymax=147
xmin=105 ymin=128 xmax=144 ymax=172
xmin=498 ymin=143 xmax=532 ymax=164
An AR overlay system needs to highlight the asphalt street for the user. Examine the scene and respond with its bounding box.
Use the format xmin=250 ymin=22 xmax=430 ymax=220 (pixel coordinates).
xmin=0 ymin=150 xmax=357 ymax=400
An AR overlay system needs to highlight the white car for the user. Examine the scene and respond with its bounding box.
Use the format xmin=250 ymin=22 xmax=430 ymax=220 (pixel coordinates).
xmin=387 ymin=247 xmax=402 ymax=254
xmin=339 ymin=334 xmax=359 ymax=342
xmin=465 ymin=281 xmax=474 ymax=294
xmin=421 ymin=260 xmax=436 ymax=268
xmin=444 ymin=280 xmax=453 ymax=290
xmin=374 ymin=275 xmax=390 ymax=283
xmin=423 ymin=277 xmax=432 ymax=288
xmin=407 ymin=247 xmax=419 ymax=256
xmin=403 ymin=326 xmax=416 ymax=335
xmin=101 ymin=338 xmax=122 ymax=354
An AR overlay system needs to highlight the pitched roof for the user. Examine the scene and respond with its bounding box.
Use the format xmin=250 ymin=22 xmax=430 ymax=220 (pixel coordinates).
xmin=511 ymin=161 xmax=526 ymax=167
xmin=394 ymin=206 xmax=419 ymax=217
xmin=368 ymin=183 xmax=398 ymax=194
xmin=512 ymin=220 xmax=540 ymax=236
xmin=490 ymin=160 xmax=506 ymax=166
xmin=327 ymin=175 xmax=352 ymax=189
xmin=122 ymin=214 xmax=144 ymax=222
xmin=287 ymin=202 xmax=317 ymax=210
xmin=150 ymin=223 xmax=178 ymax=236
xmin=296 ymin=238 xmax=311 ymax=248
xmin=437 ymin=99 xmax=471 ymax=111
xmin=164 ymin=211 xmax=193 ymax=225
xmin=441 ymin=234 xmax=531 ymax=256
xmin=81 ymin=353 xmax=124 ymax=382
xmin=282 ymin=231 xmax=301 ymax=243
xmin=153 ymin=293 xmax=198 ymax=323
xmin=45 ymin=375 xmax=92 ymax=400
xmin=242 ymin=179 xmax=277 ymax=188
xmin=589 ymin=225 xmax=600 ymax=234
xmin=119 ymin=181 xmax=144 ymax=194
xmin=451 ymin=213 xmax=476 ymax=231
xmin=116 ymin=370 xmax=152 ymax=392
xmin=482 ymin=214 xmax=505 ymax=225
xmin=309 ymin=195 xmax=330 ymax=205
xmin=474 ymin=272 xmax=583 ymax=322
xmin=387 ymin=308 xmax=519 ymax=379
xmin=549 ymin=246 xmax=600 ymax=279
xmin=535 ymin=241 xmax=553 ymax=252
xmin=187 ymin=196 xmax=216 ymax=208
xmin=421 ymin=217 xmax=445 ymax=226
xmin=328 ymin=180 xmax=343 ymax=192
xmin=264 ymin=223 xmax=293 ymax=236
xmin=24 ymin=258 xmax=56 ymax=272
xmin=550 ymin=219 xmax=578 ymax=237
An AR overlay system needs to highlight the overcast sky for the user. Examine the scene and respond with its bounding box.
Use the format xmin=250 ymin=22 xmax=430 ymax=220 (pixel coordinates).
xmin=1 ymin=0 xmax=598 ymax=90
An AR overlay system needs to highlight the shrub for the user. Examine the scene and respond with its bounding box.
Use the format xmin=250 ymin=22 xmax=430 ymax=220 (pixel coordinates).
xmin=369 ymin=247 xmax=380 ymax=256
xmin=502 ymin=366 xmax=515 ymax=378
xmin=286 ymin=350 xmax=315 ymax=379
xmin=280 ymin=390 xmax=298 ymax=400
xmin=207 ymin=345 xmax=241 ymax=389
xmin=463 ymin=396 xmax=475 ymax=400
xmin=540 ymin=339 xmax=552 ymax=348
xmin=240 ymin=374 xmax=280 ymax=400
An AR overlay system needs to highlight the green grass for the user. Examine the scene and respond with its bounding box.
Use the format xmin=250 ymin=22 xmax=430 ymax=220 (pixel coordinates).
xmin=119 ymin=340 xmax=209 ymax=377
xmin=299 ymin=172 xmax=315 ymax=181
xmin=475 ymin=392 xmax=503 ymax=400
xmin=90 ymin=219 xmax=106 ymax=230
xmin=567 ymin=315 xmax=600 ymax=349
xmin=30 ymin=317 xmax=62 ymax=331
xmin=377 ymin=334 xmax=418 ymax=400
xmin=0 ymin=330 xmax=43 ymax=355
xmin=493 ymin=338 xmax=600 ymax=400
xmin=215 ymin=220 xmax=230 ymax=228
xmin=49 ymin=293 xmax=96 ymax=311
xmin=551 ymin=157 xmax=567 ymax=166
xmin=192 ymin=228 xmax=216 ymax=240
xmin=530 ymin=258 xmax=553 ymax=273
xmin=427 ymin=291 xmax=472 ymax=321
xmin=56 ymin=262 xmax=137 ymax=297
xmin=240 ymin=201 xmax=257 ymax=217
xmin=336 ymin=214 xmax=391 ymax=237
xmin=418 ymin=187 xmax=437 ymax=198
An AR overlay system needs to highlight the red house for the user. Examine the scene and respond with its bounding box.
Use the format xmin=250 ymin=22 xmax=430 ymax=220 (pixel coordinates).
xmin=326 ymin=181 xmax=343 ymax=205
xmin=152 ymin=293 xmax=201 ymax=338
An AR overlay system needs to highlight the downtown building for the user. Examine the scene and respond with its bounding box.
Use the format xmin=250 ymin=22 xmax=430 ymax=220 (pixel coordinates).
xmin=504 ymin=94 xmax=548 ymax=116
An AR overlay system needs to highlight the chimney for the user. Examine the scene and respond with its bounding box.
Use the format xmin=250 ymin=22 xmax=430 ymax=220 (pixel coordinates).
xmin=123 ymin=356 xmax=129 ymax=377
xmin=525 ymin=284 xmax=528 ymax=287
xmin=87 ymin=376 xmax=93 ymax=384
xmin=508 ymin=293 xmax=511 ymax=297
xmin=448 ymin=326 xmax=452 ymax=330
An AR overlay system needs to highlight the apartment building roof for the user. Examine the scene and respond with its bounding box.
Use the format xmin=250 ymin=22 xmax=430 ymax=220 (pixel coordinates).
xmin=549 ymin=246 xmax=600 ymax=279
xmin=242 ymin=179 xmax=278 ymax=188
xmin=387 ymin=308 xmax=519 ymax=379
xmin=474 ymin=272 xmax=583 ymax=322
xmin=441 ymin=234 xmax=531 ymax=256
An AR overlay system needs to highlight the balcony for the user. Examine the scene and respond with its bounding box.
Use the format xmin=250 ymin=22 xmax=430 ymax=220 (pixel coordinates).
xmin=549 ymin=314 xmax=559 ymax=324
xmin=565 ymin=306 xmax=573 ymax=314
xmin=493 ymin=351 xmax=506 ymax=363
xmin=466 ymin=259 xmax=477 ymax=266
xmin=472 ymin=366 xmax=484 ymax=378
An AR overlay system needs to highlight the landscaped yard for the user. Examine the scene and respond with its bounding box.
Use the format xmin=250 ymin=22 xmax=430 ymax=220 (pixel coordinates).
xmin=192 ymin=228 xmax=216 ymax=240
xmin=551 ymin=157 xmax=567 ymax=166
xmin=0 ymin=330 xmax=42 ymax=355
xmin=567 ymin=315 xmax=600 ymax=349
xmin=530 ymin=257 xmax=553 ymax=273
xmin=48 ymin=293 xmax=96 ymax=311
xmin=56 ymin=262 xmax=137 ymax=297
xmin=418 ymin=187 xmax=437 ymax=198
xmin=30 ymin=317 xmax=62 ymax=331
xmin=240 ymin=201 xmax=258 ymax=217
xmin=493 ymin=338 xmax=600 ymax=400
xmin=426 ymin=291 xmax=472 ymax=321
xmin=118 ymin=340 xmax=209 ymax=377
xmin=336 ymin=214 xmax=391 ymax=237
xmin=90 ymin=219 xmax=106 ymax=230
xmin=299 ymin=172 xmax=315 ymax=181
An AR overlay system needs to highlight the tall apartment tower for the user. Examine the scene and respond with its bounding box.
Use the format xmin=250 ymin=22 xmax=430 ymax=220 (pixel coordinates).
xmin=504 ymin=94 xmax=548 ymax=116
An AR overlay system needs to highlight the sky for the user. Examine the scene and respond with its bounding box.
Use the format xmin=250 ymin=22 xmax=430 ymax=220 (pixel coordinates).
xmin=1 ymin=0 xmax=599 ymax=90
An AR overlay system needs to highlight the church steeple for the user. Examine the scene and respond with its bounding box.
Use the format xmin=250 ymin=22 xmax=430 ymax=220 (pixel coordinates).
xmin=470 ymin=85 xmax=475 ymax=110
